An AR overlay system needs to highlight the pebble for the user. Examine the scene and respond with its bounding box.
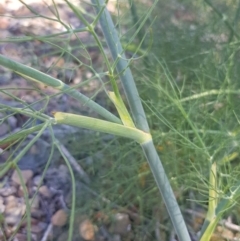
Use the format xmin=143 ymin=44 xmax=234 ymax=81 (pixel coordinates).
xmin=57 ymin=230 xmax=69 ymax=241
xmin=5 ymin=195 xmax=18 ymax=209
xmin=112 ymin=234 xmax=121 ymax=241
xmin=7 ymin=116 xmax=17 ymax=129
xmin=215 ymin=225 xmax=234 ymax=240
xmin=31 ymin=208 xmax=45 ymax=219
xmin=0 ymin=123 xmax=9 ymax=136
xmin=20 ymin=217 xmax=39 ymax=228
xmin=0 ymin=185 xmax=17 ymax=196
xmin=0 ymin=196 xmax=5 ymax=212
xmin=109 ymin=213 xmax=131 ymax=235
xmin=39 ymin=185 xmax=52 ymax=198
xmin=11 ymin=169 xmax=33 ymax=185
xmin=4 ymin=206 xmax=22 ymax=225
xmin=79 ymin=219 xmax=95 ymax=241
xmin=33 ymin=175 xmax=42 ymax=187
xmin=13 ymin=233 xmax=28 ymax=241
xmin=51 ymin=209 xmax=68 ymax=227
xmin=31 ymin=221 xmax=47 ymax=234
xmin=58 ymin=164 xmax=68 ymax=174
xmin=0 ymin=150 xmax=74 ymax=240
xmin=17 ymin=186 xmax=24 ymax=197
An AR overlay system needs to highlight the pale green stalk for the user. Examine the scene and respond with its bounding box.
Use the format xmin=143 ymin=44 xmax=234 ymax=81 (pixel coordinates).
xmin=91 ymin=1 xmax=191 ymax=240
xmin=65 ymin=0 xmax=126 ymax=109
xmin=108 ymin=91 xmax=135 ymax=127
xmin=10 ymin=122 xmax=49 ymax=165
xmin=179 ymin=89 xmax=240 ymax=103
xmin=6 ymin=165 xmax=33 ymax=241
xmin=199 ymin=180 xmax=240 ymax=240
xmin=91 ymin=0 xmax=153 ymax=132
xmin=199 ymin=160 xmax=240 ymax=240
xmin=0 ymin=54 xmax=121 ymax=124
xmin=0 ymin=27 xmax=87 ymax=43
xmin=0 ymin=122 xmax=49 ymax=177
xmin=55 ymin=140 xmax=76 ymax=241
xmin=15 ymin=166 xmax=32 ymax=241
xmin=0 ymin=124 xmax=45 ymax=147
xmin=0 ymin=105 xmax=50 ymax=122
xmin=199 ymin=162 xmax=218 ymax=241
xmin=53 ymin=112 xmax=151 ymax=144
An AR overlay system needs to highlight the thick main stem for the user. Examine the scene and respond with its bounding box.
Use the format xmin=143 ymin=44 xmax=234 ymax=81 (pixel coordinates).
xmin=91 ymin=0 xmax=191 ymax=240
xmin=92 ymin=0 xmax=149 ymax=132
xmin=141 ymin=141 xmax=190 ymax=241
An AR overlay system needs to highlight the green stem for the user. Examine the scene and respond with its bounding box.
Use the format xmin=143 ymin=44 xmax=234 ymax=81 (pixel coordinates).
xmin=0 ymin=54 xmax=121 ymax=124
xmin=91 ymin=1 xmax=191 ymax=240
xmin=0 ymin=27 xmax=84 ymax=43
xmin=0 ymin=124 xmax=45 ymax=146
xmin=53 ymin=112 xmax=151 ymax=144
xmin=92 ymin=0 xmax=151 ymax=132
xmin=141 ymin=141 xmax=191 ymax=241
xmin=199 ymin=180 xmax=240 ymax=240
xmin=65 ymin=0 xmax=124 ymax=106
xmin=55 ymin=140 xmax=76 ymax=241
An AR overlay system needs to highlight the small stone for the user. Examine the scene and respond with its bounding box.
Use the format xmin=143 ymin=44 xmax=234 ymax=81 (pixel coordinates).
xmin=112 ymin=234 xmax=121 ymax=241
xmin=215 ymin=225 xmax=234 ymax=240
xmin=6 ymin=198 xmax=26 ymax=217
xmin=210 ymin=233 xmax=225 ymax=241
xmin=79 ymin=219 xmax=95 ymax=241
xmin=51 ymin=209 xmax=68 ymax=227
xmin=39 ymin=185 xmax=52 ymax=197
xmin=30 ymin=233 xmax=38 ymax=241
xmin=21 ymin=223 xmax=43 ymax=241
xmin=0 ymin=185 xmax=17 ymax=197
xmin=109 ymin=213 xmax=131 ymax=236
xmin=7 ymin=116 xmax=17 ymax=129
xmin=5 ymin=207 xmax=22 ymax=225
xmin=214 ymin=102 xmax=224 ymax=110
xmin=20 ymin=217 xmax=39 ymax=228
xmin=31 ymin=221 xmax=47 ymax=233
xmin=58 ymin=164 xmax=68 ymax=173
xmin=33 ymin=175 xmax=42 ymax=186
xmin=5 ymin=195 xmax=18 ymax=209
xmin=3 ymin=226 xmax=12 ymax=238
xmin=31 ymin=209 xmax=45 ymax=219
xmin=57 ymin=231 xmax=68 ymax=241
xmin=5 ymin=195 xmax=16 ymax=202
xmin=13 ymin=233 xmax=28 ymax=241
xmin=0 ymin=150 xmax=9 ymax=163
xmin=64 ymin=191 xmax=72 ymax=208
xmin=17 ymin=186 xmax=24 ymax=197
xmin=31 ymin=218 xmax=39 ymax=225
xmin=0 ymin=123 xmax=9 ymax=136
xmin=0 ymin=197 xmax=5 ymax=212
xmin=11 ymin=170 xmax=33 ymax=185
xmin=30 ymin=145 xmax=38 ymax=154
